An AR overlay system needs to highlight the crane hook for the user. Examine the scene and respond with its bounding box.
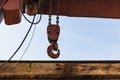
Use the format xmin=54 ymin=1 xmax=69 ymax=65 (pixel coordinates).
xmin=47 ymin=43 xmax=60 ymax=59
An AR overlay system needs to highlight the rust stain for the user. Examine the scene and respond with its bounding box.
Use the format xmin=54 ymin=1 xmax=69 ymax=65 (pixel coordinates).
xmin=0 ymin=61 xmax=120 ymax=79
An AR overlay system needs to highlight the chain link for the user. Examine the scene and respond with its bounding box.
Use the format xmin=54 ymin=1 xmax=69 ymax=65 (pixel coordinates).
xmin=48 ymin=0 xmax=52 ymax=24
xmin=56 ymin=0 xmax=60 ymax=25
xmin=47 ymin=0 xmax=60 ymax=59
xmin=48 ymin=15 xmax=51 ymax=24
xmin=48 ymin=0 xmax=60 ymax=25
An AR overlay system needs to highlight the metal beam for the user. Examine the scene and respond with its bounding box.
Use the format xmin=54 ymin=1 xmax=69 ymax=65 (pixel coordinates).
xmin=0 ymin=61 xmax=120 ymax=79
xmin=2 ymin=0 xmax=120 ymax=25
xmin=41 ymin=0 xmax=120 ymax=18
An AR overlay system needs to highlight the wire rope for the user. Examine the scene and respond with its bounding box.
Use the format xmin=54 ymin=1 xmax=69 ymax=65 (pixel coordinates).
xmin=5 ymin=13 xmax=41 ymax=71
xmin=0 ymin=0 xmax=43 ymax=68
xmin=6 ymin=22 xmax=38 ymax=71
xmin=0 ymin=14 xmax=36 ymax=68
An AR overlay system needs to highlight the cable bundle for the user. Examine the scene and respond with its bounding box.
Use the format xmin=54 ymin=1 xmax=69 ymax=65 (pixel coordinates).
xmin=0 ymin=0 xmax=43 ymax=70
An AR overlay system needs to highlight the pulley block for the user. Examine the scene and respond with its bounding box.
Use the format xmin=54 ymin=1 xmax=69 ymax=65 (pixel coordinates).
xmin=47 ymin=24 xmax=60 ymax=43
xmin=25 ymin=0 xmax=38 ymax=15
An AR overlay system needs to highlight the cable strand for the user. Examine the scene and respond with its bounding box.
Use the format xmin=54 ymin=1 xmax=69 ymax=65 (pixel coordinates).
xmin=6 ymin=21 xmax=38 ymax=72
xmin=0 ymin=0 xmax=43 ymax=68
xmin=5 ymin=13 xmax=42 ymax=71
xmin=0 ymin=14 xmax=36 ymax=68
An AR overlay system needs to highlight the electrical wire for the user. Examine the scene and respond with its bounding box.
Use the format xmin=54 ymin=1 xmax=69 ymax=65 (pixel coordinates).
xmin=6 ymin=21 xmax=38 ymax=72
xmin=0 ymin=14 xmax=36 ymax=68
xmin=0 ymin=0 xmax=43 ymax=68
xmin=5 ymin=13 xmax=41 ymax=71
xmin=19 ymin=0 xmax=43 ymax=24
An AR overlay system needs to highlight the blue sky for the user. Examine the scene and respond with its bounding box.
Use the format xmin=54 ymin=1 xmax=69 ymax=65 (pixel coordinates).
xmin=0 ymin=15 xmax=120 ymax=60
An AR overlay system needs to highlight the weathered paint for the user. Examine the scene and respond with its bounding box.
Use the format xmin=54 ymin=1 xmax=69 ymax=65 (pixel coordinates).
xmin=0 ymin=9 xmax=3 ymax=23
xmin=41 ymin=0 xmax=120 ymax=18
xmin=0 ymin=61 xmax=120 ymax=79
xmin=3 ymin=0 xmax=22 ymax=25
xmin=0 ymin=0 xmax=6 ymax=9
xmin=2 ymin=0 xmax=120 ymax=25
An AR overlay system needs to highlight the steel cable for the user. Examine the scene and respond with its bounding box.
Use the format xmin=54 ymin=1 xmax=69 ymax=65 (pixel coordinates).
xmin=5 ymin=13 xmax=41 ymax=71
xmin=6 ymin=21 xmax=38 ymax=71
xmin=0 ymin=0 xmax=43 ymax=68
xmin=0 ymin=14 xmax=36 ymax=68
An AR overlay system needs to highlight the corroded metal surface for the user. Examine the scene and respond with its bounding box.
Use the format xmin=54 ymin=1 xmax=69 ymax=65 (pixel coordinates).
xmin=3 ymin=0 xmax=21 ymax=25
xmin=0 ymin=61 xmax=120 ymax=79
xmin=2 ymin=0 xmax=120 ymax=25
xmin=3 ymin=0 xmax=120 ymax=18
xmin=41 ymin=0 xmax=120 ymax=18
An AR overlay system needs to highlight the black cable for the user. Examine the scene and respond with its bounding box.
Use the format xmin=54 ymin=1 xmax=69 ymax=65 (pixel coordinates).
xmin=19 ymin=0 xmax=43 ymax=24
xmin=0 ymin=0 xmax=43 ymax=68
xmin=6 ymin=17 xmax=39 ymax=72
xmin=0 ymin=14 xmax=36 ymax=68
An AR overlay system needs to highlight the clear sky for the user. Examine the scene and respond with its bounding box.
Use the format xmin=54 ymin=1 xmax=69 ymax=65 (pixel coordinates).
xmin=0 ymin=15 xmax=120 ymax=61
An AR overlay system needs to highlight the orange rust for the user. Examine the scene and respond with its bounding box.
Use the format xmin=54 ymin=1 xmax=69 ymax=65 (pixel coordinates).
xmin=0 ymin=0 xmax=6 ymax=9
xmin=40 ymin=0 xmax=120 ymax=18
xmin=47 ymin=24 xmax=60 ymax=43
xmin=2 ymin=0 xmax=120 ymax=25
xmin=3 ymin=0 xmax=22 ymax=25
xmin=47 ymin=43 xmax=60 ymax=59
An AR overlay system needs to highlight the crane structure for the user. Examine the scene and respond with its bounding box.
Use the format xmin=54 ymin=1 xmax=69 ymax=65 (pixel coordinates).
xmin=0 ymin=61 xmax=120 ymax=79
xmin=0 ymin=0 xmax=120 ymax=79
xmin=1 ymin=0 xmax=120 ymax=25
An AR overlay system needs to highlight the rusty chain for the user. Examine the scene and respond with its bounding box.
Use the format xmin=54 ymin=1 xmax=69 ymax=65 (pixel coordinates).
xmin=47 ymin=0 xmax=60 ymax=59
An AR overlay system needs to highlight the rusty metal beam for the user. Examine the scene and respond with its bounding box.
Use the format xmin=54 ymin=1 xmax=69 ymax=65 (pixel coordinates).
xmin=2 ymin=0 xmax=120 ymax=25
xmin=0 ymin=61 xmax=120 ymax=79
xmin=41 ymin=0 xmax=120 ymax=18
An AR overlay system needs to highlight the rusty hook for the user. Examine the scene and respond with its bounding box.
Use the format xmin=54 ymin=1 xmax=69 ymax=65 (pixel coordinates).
xmin=47 ymin=44 xmax=60 ymax=59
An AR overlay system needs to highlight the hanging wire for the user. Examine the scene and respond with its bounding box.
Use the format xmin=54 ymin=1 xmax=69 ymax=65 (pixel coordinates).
xmin=48 ymin=0 xmax=60 ymax=25
xmin=18 ymin=0 xmax=43 ymax=24
xmin=0 ymin=0 xmax=43 ymax=68
xmin=0 ymin=14 xmax=36 ymax=68
xmin=6 ymin=18 xmax=38 ymax=72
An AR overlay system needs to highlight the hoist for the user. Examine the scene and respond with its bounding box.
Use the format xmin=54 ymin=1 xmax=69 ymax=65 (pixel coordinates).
xmin=47 ymin=0 xmax=60 ymax=58
xmin=1 ymin=0 xmax=120 ymax=59
xmin=0 ymin=0 xmax=61 ymax=59
xmin=1 ymin=0 xmax=120 ymax=24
